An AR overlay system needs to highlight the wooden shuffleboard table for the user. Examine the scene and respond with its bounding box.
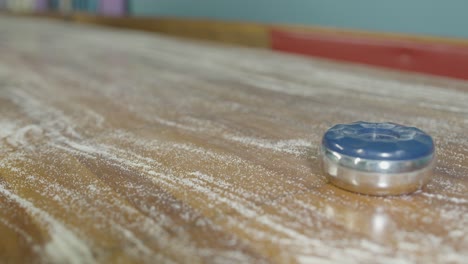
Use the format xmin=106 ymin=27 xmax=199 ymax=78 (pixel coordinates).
xmin=0 ymin=15 xmax=467 ymax=263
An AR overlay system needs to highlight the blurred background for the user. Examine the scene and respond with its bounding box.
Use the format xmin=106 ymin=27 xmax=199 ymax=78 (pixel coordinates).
xmin=2 ymin=0 xmax=468 ymax=80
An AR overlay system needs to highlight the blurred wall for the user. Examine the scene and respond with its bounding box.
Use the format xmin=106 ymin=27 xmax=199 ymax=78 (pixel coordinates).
xmin=128 ymin=0 xmax=468 ymax=39
xmin=4 ymin=0 xmax=36 ymax=11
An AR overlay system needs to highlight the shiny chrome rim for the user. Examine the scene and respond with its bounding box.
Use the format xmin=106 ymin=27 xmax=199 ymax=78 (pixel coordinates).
xmin=321 ymin=146 xmax=434 ymax=174
xmin=321 ymin=146 xmax=436 ymax=195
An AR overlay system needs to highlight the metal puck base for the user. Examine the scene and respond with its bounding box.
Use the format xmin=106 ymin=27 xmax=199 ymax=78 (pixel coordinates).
xmin=321 ymin=148 xmax=435 ymax=195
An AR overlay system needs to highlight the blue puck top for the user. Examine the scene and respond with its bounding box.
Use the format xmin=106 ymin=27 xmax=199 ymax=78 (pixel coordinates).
xmin=322 ymin=121 xmax=434 ymax=161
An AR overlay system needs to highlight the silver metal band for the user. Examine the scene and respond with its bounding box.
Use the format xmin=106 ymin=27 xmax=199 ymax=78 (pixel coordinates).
xmin=321 ymin=147 xmax=434 ymax=174
xmin=321 ymin=147 xmax=435 ymax=195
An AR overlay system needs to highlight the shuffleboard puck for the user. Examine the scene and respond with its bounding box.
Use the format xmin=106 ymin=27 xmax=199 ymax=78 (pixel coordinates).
xmin=321 ymin=121 xmax=435 ymax=195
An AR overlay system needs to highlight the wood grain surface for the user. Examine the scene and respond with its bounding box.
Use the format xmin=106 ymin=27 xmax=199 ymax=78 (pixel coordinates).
xmin=0 ymin=15 xmax=467 ymax=264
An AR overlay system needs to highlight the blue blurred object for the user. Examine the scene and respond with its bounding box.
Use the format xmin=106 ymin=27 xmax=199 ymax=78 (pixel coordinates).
xmin=72 ymin=0 xmax=84 ymax=11
xmin=88 ymin=0 xmax=98 ymax=12
xmin=49 ymin=0 xmax=60 ymax=10
xmin=71 ymin=0 xmax=97 ymax=12
xmin=322 ymin=121 xmax=434 ymax=161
